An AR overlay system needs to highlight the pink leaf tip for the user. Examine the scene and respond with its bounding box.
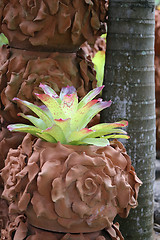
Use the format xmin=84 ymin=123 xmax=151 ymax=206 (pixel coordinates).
xmin=7 ymin=125 xmax=13 ymax=131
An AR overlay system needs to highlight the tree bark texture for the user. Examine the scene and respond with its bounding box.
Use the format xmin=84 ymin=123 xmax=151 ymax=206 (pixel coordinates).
xmin=101 ymin=1 xmax=156 ymax=239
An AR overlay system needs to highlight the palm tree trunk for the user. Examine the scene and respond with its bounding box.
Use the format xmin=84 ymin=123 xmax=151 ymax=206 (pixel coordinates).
xmin=101 ymin=1 xmax=156 ymax=239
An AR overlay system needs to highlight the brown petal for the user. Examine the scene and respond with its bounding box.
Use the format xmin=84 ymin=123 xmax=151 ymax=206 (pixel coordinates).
xmin=114 ymin=169 xmax=132 ymax=209
xmin=21 ymin=134 xmax=33 ymax=157
xmin=64 ymin=152 xmax=106 ymax=171
xmin=13 ymin=221 xmax=28 ymax=240
xmin=18 ymin=191 xmax=30 ymax=212
xmin=65 ymin=165 xmax=88 ymax=187
xmin=51 ymin=177 xmax=65 ymax=202
xmin=28 ymin=162 xmax=39 ymax=182
xmin=72 ymin=201 xmax=91 ymax=218
xmin=34 ymin=1 xmax=47 ymax=20
xmin=31 ymin=191 xmax=57 ymax=220
xmin=91 ymin=9 xmax=100 ymax=31
xmin=45 ymin=0 xmax=60 ymax=15
xmin=58 ymin=3 xmax=71 ymax=34
xmin=4 ymin=73 xmax=22 ymax=101
xmin=71 ymin=11 xmax=82 ymax=44
xmin=37 ymin=160 xmax=62 ymax=199
xmin=20 ymin=20 xmax=44 ymax=37
xmin=54 ymin=198 xmax=73 ymax=218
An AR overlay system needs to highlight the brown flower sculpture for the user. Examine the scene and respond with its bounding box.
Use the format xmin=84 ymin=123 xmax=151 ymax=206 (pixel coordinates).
xmin=0 ymin=0 xmax=107 ymax=51
xmin=1 ymin=134 xmax=142 ymax=234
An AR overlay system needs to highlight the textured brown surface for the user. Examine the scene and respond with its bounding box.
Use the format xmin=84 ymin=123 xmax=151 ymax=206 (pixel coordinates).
xmin=0 ymin=45 xmax=97 ymax=123
xmin=0 ymin=0 xmax=107 ymax=52
xmin=0 ymin=122 xmax=25 ymax=170
xmin=1 ymin=215 xmax=123 ymax=240
xmin=0 ymin=188 xmax=8 ymax=237
xmin=81 ymin=36 xmax=106 ymax=58
xmin=1 ymin=134 xmax=142 ymax=234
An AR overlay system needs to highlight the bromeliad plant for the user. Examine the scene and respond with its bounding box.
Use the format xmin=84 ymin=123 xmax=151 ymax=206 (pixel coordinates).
xmin=8 ymin=84 xmax=129 ymax=146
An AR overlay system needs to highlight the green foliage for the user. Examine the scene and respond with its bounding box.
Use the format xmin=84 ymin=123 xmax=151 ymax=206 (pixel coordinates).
xmin=0 ymin=33 xmax=8 ymax=47
xmin=92 ymin=34 xmax=106 ymax=87
xmin=8 ymin=84 xmax=129 ymax=146
xmin=155 ymin=0 xmax=160 ymax=6
xmin=92 ymin=51 xmax=105 ymax=87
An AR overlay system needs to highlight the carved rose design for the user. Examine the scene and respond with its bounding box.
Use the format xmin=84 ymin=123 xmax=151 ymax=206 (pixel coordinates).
xmin=1 ymin=134 xmax=142 ymax=233
xmin=0 ymin=0 xmax=107 ymax=50
xmin=0 ymin=46 xmax=96 ymax=123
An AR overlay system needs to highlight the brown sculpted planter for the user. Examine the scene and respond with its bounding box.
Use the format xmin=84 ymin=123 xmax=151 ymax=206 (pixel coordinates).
xmin=1 ymin=215 xmax=123 ymax=240
xmin=0 ymin=0 xmax=107 ymax=52
xmin=1 ymin=215 xmax=124 ymax=240
xmin=1 ymin=134 xmax=142 ymax=235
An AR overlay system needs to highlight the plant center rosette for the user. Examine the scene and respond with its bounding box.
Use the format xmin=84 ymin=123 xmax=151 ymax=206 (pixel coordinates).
xmin=0 ymin=85 xmax=142 ymax=234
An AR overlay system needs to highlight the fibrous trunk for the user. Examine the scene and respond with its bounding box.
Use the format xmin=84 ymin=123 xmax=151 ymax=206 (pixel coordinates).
xmin=102 ymin=1 xmax=156 ymax=239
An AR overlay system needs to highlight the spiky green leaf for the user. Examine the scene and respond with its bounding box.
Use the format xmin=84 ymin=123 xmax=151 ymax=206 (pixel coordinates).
xmin=78 ymin=86 xmax=104 ymax=109
xmin=35 ymin=93 xmax=66 ymax=119
xmin=71 ymin=100 xmax=112 ymax=131
xmin=103 ymin=134 xmax=130 ymax=139
xmin=39 ymin=83 xmax=61 ymax=103
xmin=18 ymin=113 xmax=47 ymax=130
xmin=42 ymin=124 xmax=66 ymax=143
xmin=92 ymin=51 xmax=105 ymax=87
xmin=68 ymin=128 xmax=94 ymax=142
xmin=60 ymin=93 xmax=78 ymax=118
xmin=74 ymin=137 xmax=110 ymax=146
xmin=13 ymin=98 xmax=52 ymax=126
xmin=7 ymin=124 xmax=42 ymax=137
xmin=54 ymin=118 xmax=71 ymax=138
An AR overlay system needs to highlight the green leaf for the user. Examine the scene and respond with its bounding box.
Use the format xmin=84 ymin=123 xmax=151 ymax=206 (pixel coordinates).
xmin=7 ymin=124 xmax=42 ymax=137
xmin=60 ymin=93 xmax=78 ymax=118
xmin=103 ymin=134 xmax=130 ymax=139
xmin=68 ymin=128 xmax=94 ymax=142
xmin=71 ymin=100 xmax=112 ymax=131
xmin=86 ymin=128 xmax=128 ymax=139
xmin=54 ymin=118 xmax=71 ymax=138
xmin=35 ymin=93 xmax=66 ymax=119
xmin=39 ymin=83 xmax=61 ymax=103
xmin=36 ymin=133 xmax=57 ymax=142
xmin=90 ymin=120 xmax=128 ymax=131
xmin=92 ymin=51 xmax=105 ymax=87
xmin=18 ymin=113 xmax=47 ymax=130
xmin=42 ymin=124 xmax=66 ymax=143
xmin=0 ymin=33 xmax=8 ymax=47
xmin=101 ymin=33 xmax=107 ymax=41
xmin=78 ymin=86 xmax=104 ymax=109
xmin=155 ymin=0 xmax=160 ymax=6
xmin=13 ymin=98 xmax=52 ymax=126
xmin=75 ymin=137 xmax=110 ymax=146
